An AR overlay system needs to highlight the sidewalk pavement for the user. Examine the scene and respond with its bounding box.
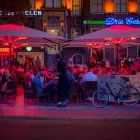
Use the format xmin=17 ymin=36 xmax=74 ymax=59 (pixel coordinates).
xmin=0 ymin=103 xmax=140 ymax=121
xmin=0 ymin=86 xmax=140 ymax=121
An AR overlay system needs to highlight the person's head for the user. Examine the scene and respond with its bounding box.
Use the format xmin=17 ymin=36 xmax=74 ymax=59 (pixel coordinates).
xmin=34 ymin=69 xmax=39 ymax=76
xmin=131 ymin=70 xmax=136 ymax=75
xmin=39 ymin=69 xmax=44 ymax=76
xmin=89 ymin=57 xmax=93 ymax=62
xmin=82 ymin=67 xmax=87 ymax=74
xmin=29 ymin=68 xmax=33 ymax=73
xmin=55 ymin=53 xmax=62 ymax=61
xmin=4 ymin=70 xmax=9 ymax=76
xmin=106 ymin=67 xmax=110 ymax=72
xmin=66 ymin=68 xmax=73 ymax=74
xmin=88 ymin=67 xmax=93 ymax=72
xmin=137 ymin=68 xmax=140 ymax=72
xmin=36 ymin=56 xmax=40 ymax=60
xmin=121 ymin=66 xmax=126 ymax=71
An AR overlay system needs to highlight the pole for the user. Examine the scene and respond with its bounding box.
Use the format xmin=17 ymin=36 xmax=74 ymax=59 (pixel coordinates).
xmin=116 ymin=44 xmax=119 ymax=67
xmin=96 ymin=49 xmax=98 ymax=65
xmin=9 ymin=43 xmax=12 ymax=73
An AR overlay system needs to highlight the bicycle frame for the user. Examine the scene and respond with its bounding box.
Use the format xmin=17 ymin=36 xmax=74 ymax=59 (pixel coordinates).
xmin=104 ymin=80 xmax=124 ymax=102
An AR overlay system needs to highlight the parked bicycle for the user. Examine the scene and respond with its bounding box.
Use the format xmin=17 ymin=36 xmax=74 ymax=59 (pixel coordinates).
xmin=92 ymin=76 xmax=140 ymax=108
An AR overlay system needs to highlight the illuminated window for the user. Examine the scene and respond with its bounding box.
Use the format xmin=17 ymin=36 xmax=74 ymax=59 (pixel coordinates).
xmin=91 ymin=0 xmax=104 ymax=13
xmin=72 ymin=0 xmax=81 ymax=16
xmin=115 ymin=0 xmax=127 ymax=13
xmin=45 ymin=0 xmax=61 ymax=8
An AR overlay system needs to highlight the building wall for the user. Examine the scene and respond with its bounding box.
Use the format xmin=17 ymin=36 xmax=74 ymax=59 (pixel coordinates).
xmin=2 ymin=0 xmax=140 ymax=67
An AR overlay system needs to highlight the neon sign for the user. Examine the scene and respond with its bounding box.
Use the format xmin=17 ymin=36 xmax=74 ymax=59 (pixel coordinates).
xmin=83 ymin=17 xmax=140 ymax=26
xmin=83 ymin=20 xmax=105 ymax=25
xmin=0 ymin=48 xmax=13 ymax=53
xmin=106 ymin=17 xmax=140 ymax=25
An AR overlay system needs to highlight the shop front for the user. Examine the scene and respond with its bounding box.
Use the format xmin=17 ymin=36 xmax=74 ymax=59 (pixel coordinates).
xmin=83 ymin=14 xmax=140 ymax=66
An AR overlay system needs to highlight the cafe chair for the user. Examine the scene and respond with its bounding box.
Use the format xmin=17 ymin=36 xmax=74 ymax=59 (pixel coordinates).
xmin=22 ymin=80 xmax=35 ymax=104
xmin=5 ymin=80 xmax=17 ymax=103
xmin=69 ymin=81 xmax=80 ymax=104
xmin=31 ymin=82 xmax=50 ymax=106
xmin=84 ymin=81 xmax=97 ymax=104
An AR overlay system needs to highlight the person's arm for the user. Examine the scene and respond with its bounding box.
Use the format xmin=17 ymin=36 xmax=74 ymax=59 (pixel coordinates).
xmin=33 ymin=78 xmax=42 ymax=88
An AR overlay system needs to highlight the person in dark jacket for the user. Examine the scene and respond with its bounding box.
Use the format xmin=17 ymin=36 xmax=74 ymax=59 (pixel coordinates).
xmin=55 ymin=53 xmax=68 ymax=107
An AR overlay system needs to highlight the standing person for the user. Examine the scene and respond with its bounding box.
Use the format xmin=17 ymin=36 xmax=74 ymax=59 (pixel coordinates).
xmin=55 ymin=53 xmax=68 ymax=107
xmin=35 ymin=56 xmax=41 ymax=69
xmin=87 ymin=56 xmax=96 ymax=68
xmin=105 ymin=57 xmax=110 ymax=68
xmin=24 ymin=57 xmax=30 ymax=73
xmin=124 ymin=56 xmax=132 ymax=70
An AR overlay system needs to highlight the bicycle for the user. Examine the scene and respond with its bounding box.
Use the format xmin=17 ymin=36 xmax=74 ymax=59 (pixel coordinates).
xmin=92 ymin=75 xmax=140 ymax=108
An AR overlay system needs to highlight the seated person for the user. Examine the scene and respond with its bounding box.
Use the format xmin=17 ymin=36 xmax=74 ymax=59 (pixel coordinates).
xmin=32 ymin=70 xmax=55 ymax=103
xmin=1 ymin=70 xmax=12 ymax=93
xmin=83 ymin=67 xmax=98 ymax=82
xmin=136 ymin=68 xmax=140 ymax=75
xmin=39 ymin=69 xmax=49 ymax=84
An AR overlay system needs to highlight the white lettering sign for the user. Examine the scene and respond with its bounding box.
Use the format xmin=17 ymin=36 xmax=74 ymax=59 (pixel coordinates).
xmin=0 ymin=10 xmax=42 ymax=16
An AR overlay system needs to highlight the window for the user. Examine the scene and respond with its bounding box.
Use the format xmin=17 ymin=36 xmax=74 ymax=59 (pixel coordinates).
xmin=24 ymin=17 xmax=35 ymax=28
xmin=138 ymin=46 xmax=140 ymax=57
xmin=72 ymin=54 xmax=83 ymax=65
xmin=105 ymin=48 xmax=115 ymax=65
xmin=30 ymin=0 xmax=35 ymax=8
xmin=72 ymin=0 xmax=81 ymax=16
xmin=115 ymin=0 xmax=127 ymax=13
xmin=71 ymin=28 xmax=81 ymax=38
xmin=0 ymin=17 xmax=7 ymax=24
xmin=128 ymin=46 xmax=137 ymax=58
xmin=48 ymin=17 xmax=60 ymax=27
xmin=91 ymin=28 xmax=103 ymax=32
xmin=138 ymin=0 xmax=140 ymax=13
xmin=45 ymin=0 xmax=61 ymax=8
xmin=91 ymin=0 xmax=104 ymax=13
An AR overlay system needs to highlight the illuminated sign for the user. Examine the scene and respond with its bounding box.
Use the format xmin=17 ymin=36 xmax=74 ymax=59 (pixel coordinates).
xmin=83 ymin=17 xmax=140 ymax=26
xmin=83 ymin=20 xmax=105 ymax=25
xmin=0 ymin=48 xmax=13 ymax=53
xmin=106 ymin=17 xmax=140 ymax=25
xmin=0 ymin=10 xmax=42 ymax=16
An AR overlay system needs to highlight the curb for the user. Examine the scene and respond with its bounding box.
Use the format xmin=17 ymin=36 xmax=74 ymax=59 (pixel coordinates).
xmin=0 ymin=115 xmax=140 ymax=122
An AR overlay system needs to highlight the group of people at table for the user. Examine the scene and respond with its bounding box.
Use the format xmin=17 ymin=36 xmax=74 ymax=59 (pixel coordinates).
xmin=0 ymin=54 xmax=140 ymax=107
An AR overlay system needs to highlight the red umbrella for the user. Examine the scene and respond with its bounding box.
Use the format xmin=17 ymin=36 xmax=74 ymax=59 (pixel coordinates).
xmin=66 ymin=25 xmax=139 ymax=66
xmin=0 ymin=24 xmax=65 ymax=72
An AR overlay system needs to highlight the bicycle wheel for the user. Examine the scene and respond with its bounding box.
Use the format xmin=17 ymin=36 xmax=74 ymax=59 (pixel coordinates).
xmin=92 ymin=88 xmax=109 ymax=108
xmin=121 ymin=86 xmax=140 ymax=106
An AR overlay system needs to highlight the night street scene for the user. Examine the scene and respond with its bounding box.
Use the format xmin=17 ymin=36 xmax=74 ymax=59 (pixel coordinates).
xmin=1 ymin=0 xmax=140 ymax=140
